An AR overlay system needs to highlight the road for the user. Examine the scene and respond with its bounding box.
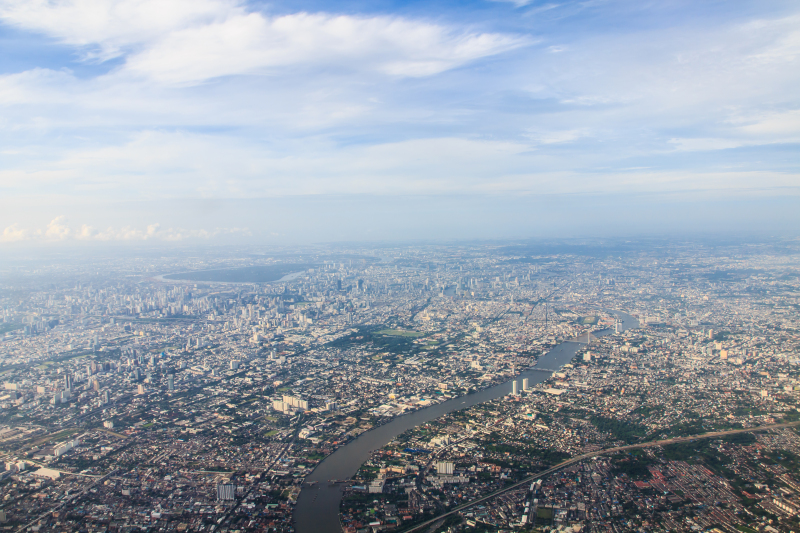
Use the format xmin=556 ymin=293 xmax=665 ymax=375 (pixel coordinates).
xmin=14 ymin=469 xmax=119 ymax=533
xmin=400 ymin=420 xmax=800 ymax=532
xmin=211 ymin=415 xmax=304 ymax=532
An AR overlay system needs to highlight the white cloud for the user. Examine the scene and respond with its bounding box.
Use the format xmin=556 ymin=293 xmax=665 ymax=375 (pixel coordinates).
xmin=486 ymin=0 xmax=535 ymax=7
xmin=0 ymin=217 xmax=249 ymax=244
xmin=0 ymin=0 xmax=527 ymax=85
xmin=668 ymin=109 xmax=800 ymax=151
xmin=0 ymin=0 xmax=235 ymax=60
xmin=44 ymin=216 xmax=71 ymax=239
xmin=738 ymin=109 xmax=800 ymax=136
xmin=126 ymin=12 xmax=528 ymax=84
xmin=667 ymin=138 xmax=748 ymax=152
xmin=0 ymin=1 xmax=799 ymax=243
xmin=3 ymin=130 xmax=798 ymax=203
xmin=0 ymin=223 xmax=28 ymax=242
xmin=526 ymin=128 xmax=588 ymax=145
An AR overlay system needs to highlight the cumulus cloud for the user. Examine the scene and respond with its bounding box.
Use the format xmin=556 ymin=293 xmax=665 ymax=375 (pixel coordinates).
xmin=0 ymin=217 xmax=250 ymax=244
xmin=0 ymin=223 xmax=29 ymax=242
xmin=43 ymin=216 xmax=71 ymax=239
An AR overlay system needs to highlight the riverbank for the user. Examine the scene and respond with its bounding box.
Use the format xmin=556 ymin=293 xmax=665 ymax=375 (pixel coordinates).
xmin=294 ymin=311 xmax=638 ymax=533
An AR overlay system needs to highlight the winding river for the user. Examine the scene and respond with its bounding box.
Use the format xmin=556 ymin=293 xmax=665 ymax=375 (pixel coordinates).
xmin=294 ymin=311 xmax=638 ymax=533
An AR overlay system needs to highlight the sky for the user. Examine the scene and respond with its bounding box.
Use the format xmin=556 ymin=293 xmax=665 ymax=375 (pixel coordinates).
xmin=0 ymin=0 xmax=799 ymax=245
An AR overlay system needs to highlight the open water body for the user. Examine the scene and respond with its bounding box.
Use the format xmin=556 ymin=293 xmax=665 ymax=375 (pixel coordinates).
xmin=294 ymin=311 xmax=638 ymax=533
xmin=161 ymin=264 xmax=313 ymax=284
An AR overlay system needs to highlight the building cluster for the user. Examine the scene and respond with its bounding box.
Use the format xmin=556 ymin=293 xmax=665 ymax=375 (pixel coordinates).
xmin=0 ymin=240 xmax=797 ymax=532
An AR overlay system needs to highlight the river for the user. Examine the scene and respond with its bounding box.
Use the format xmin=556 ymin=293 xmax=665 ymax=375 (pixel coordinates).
xmin=294 ymin=311 xmax=638 ymax=533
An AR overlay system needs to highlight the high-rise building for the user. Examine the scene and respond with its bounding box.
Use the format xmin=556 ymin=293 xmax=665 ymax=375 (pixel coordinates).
xmin=92 ymin=379 xmax=100 ymax=392
xmin=282 ymin=395 xmax=309 ymax=410
xmin=102 ymin=390 xmax=110 ymax=404
xmin=522 ymin=378 xmax=529 ymax=391
xmin=217 ymin=483 xmax=235 ymax=501
xmin=511 ymin=380 xmax=518 ymax=395
xmin=167 ymin=374 xmax=174 ymax=391
xmin=137 ymin=384 xmax=145 ymax=395
xmin=64 ymin=375 xmax=73 ymax=392
xmin=436 ymin=461 xmax=454 ymax=475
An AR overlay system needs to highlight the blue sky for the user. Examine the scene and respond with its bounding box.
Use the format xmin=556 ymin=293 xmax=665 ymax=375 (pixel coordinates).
xmin=0 ymin=0 xmax=798 ymax=244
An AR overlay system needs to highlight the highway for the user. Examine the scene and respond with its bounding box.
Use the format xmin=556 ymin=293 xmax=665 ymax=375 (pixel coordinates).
xmin=400 ymin=420 xmax=800 ymax=532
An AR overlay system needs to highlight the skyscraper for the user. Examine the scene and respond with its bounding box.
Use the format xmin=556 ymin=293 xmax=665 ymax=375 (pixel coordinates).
xmin=217 ymin=483 xmax=235 ymax=501
xmin=436 ymin=461 xmax=454 ymax=475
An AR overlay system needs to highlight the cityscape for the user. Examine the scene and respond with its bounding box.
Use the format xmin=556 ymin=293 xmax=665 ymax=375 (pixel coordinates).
xmin=0 ymin=239 xmax=798 ymax=532
xmin=1 ymin=0 xmax=799 ymax=531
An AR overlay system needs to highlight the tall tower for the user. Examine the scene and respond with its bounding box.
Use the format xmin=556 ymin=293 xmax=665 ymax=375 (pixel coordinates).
xmin=512 ymin=380 xmax=518 ymax=396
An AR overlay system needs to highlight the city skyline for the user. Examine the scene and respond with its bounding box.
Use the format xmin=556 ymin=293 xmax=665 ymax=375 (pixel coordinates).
xmin=0 ymin=239 xmax=799 ymax=532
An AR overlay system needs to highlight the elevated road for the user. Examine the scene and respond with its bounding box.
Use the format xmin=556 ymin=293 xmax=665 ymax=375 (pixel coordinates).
xmin=401 ymin=420 xmax=800 ymax=532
